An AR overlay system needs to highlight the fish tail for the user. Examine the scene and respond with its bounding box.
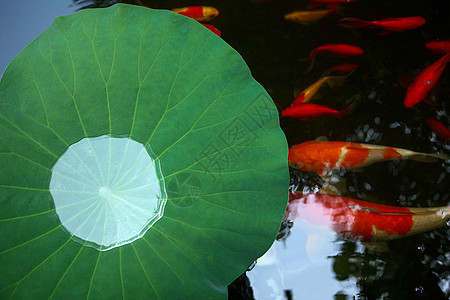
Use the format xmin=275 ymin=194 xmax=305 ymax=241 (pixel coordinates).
xmin=337 ymin=18 xmax=370 ymax=29
xmin=300 ymin=49 xmax=317 ymax=73
xmin=337 ymin=94 xmax=359 ymax=117
xmin=326 ymin=73 xmax=351 ymax=88
xmin=410 ymin=152 xmax=450 ymax=163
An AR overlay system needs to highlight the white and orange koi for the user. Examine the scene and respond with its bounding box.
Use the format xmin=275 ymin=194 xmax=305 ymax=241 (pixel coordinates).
xmin=287 ymin=192 xmax=450 ymax=242
xmin=288 ymin=140 xmax=448 ymax=174
xmin=171 ymin=6 xmax=219 ymax=22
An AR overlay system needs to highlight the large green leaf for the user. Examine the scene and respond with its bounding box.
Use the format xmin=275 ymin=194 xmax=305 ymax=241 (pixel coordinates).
xmin=0 ymin=3 xmax=288 ymax=299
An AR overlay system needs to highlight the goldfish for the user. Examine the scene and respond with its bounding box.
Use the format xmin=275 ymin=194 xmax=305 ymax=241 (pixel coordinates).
xmin=302 ymin=43 xmax=363 ymax=72
xmin=425 ymin=40 xmax=450 ymax=54
xmin=288 ymin=140 xmax=448 ymax=174
xmin=328 ymin=63 xmax=359 ymax=74
xmin=201 ymin=24 xmax=221 ymax=36
xmin=282 ymin=101 xmax=354 ymax=120
xmin=404 ymin=53 xmax=450 ymax=107
xmin=287 ymin=192 xmax=450 ymax=244
xmin=171 ymin=6 xmax=219 ymax=22
xmin=290 ymin=74 xmax=350 ymax=105
xmin=425 ymin=118 xmax=450 ymax=142
xmin=337 ymin=16 xmax=425 ymax=35
xmin=284 ymin=9 xmax=335 ymax=25
xmin=307 ymin=0 xmax=358 ymax=9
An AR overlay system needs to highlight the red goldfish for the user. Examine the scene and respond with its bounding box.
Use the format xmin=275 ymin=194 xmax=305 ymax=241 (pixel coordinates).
xmin=287 ymin=192 xmax=450 ymax=243
xmin=337 ymin=16 xmax=425 ymax=34
xmin=404 ymin=53 xmax=450 ymax=107
xmin=284 ymin=9 xmax=335 ymax=25
xmin=290 ymin=74 xmax=350 ymax=105
xmin=328 ymin=63 xmax=359 ymax=74
xmin=302 ymin=43 xmax=363 ymax=72
xmin=282 ymin=101 xmax=353 ymax=120
xmin=171 ymin=6 xmax=219 ymax=22
xmin=425 ymin=40 xmax=450 ymax=54
xmin=288 ymin=140 xmax=448 ymax=174
xmin=202 ymin=24 xmax=221 ymax=36
xmin=425 ymin=118 xmax=450 ymax=142
xmin=307 ymin=0 xmax=358 ymax=9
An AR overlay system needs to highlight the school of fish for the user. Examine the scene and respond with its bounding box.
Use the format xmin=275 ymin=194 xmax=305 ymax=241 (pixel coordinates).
xmin=279 ymin=0 xmax=449 ymax=249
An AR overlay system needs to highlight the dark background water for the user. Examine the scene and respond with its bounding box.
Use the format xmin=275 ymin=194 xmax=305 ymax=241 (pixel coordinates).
xmin=57 ymin=0 xmax=450 ymax=298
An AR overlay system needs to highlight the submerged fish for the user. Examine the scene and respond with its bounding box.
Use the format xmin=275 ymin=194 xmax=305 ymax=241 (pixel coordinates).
xmin=290 ymin=74 xmax=350 ymax=105
xmin=171 ymin=6 xmax=219 ymax=22
xmin=287 ymin=192 xmax=450 ymax=243
xmin=288 ymin=140 xmax=448 ymax=174
xmin=284 ymin=9 xmax=335 ymax=25
xmin=425 ymin=40 xmax=450 ymax=54
xmin=425 ymin=118 xmax=450 ymax=142
xmin=302 ymin=43 xmax=363 ymax=72
xmin=337 ymin=16 xmax=425 ymax=35
xmin=404 ymin=53 xmax=450 ymax=107
xmin=307 ymin=0 xmax=358 ymax=9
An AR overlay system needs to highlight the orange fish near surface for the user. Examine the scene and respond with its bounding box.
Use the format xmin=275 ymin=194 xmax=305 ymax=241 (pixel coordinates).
xmin=288 ymin=140 xmax=448 ymax=174
xmin=287 ymin=192 xmax=450 ymax=242
xmin=171 ymin=6 xmax=219 ymax=22
xmin=404 ymin=53 xmax=450 ymax=107
xmin=284 ymin=9 xmax=335 ymax=25
xmin=337 ymin=16 xmax=425 ymax=35
xmin=201 ymin=24 xmax=221 ymax=36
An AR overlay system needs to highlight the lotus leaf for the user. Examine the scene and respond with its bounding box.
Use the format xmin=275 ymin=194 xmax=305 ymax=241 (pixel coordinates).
xmin=0 ymin=4 xmax=288 ymax=299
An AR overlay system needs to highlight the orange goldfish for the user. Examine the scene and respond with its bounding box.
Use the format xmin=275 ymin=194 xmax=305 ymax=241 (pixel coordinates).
xmin=425 ymin=40 xmax=450 ymax=54
xmin=404 ymin=53 xmax=450 ymax=107
xmin=337 ymin=16 xmax=425 ymax=35
xmin=284 ymin=9 xmax=335 ymax=25
xmin=171 ymin=6 xmax=219 ymax=22
xmin=290 ymin=74 xmax=350 ymax=105
xmin=288 ymin=140 xmax=448 ymax=174
xmin=287 ymin=192 xmax=450 ymax=243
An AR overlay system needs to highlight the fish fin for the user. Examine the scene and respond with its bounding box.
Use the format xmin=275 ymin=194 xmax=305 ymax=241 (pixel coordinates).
xmin=363 ymin=241 xmax=389 ymax=252
xmin=424 ymin=94 xmax=439 ymax=106
xmin=306 ymin=2 xmax=322 ymax=9
xmin=337 ymin=18 xmax=369 ymax=28
xmin=325 ymin=73 xmax=351 ymax=88
xmin=315 ymin=136 xmax=329 ymax=142
xmin=337 ymin=93 xmax=359 ymax=118
xmin=378 ymin=30 xmax=392 ymax=36
xmin=410 ymin=152 xmax=450 ymax=163
xmin=291 ymin=93 xmax=306 ymax=106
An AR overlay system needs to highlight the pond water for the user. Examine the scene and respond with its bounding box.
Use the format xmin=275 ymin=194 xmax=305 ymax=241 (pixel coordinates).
xmin=3 ymin=0 xmax=449 ymax=299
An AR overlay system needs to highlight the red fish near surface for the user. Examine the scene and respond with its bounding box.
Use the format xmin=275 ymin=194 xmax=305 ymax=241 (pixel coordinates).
xmin=337 ymin=16 xmax=425 ymax=35
xmin=282 ymin=102 xmax=353 ymax=120
xmin=288 ymin=140 xmax=448 ymax=174
xmin=171 ymin=6 xmax=219 ymax=22
xmin=287 ymin=192 xmax=450 ymax=242
xmin=425 ymin=40 xmax=450 ymax=54
xmin=404 ymin=53 xmax=450 ymax=107
xmin=425 ymin=118 xmax=450 ymax=142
